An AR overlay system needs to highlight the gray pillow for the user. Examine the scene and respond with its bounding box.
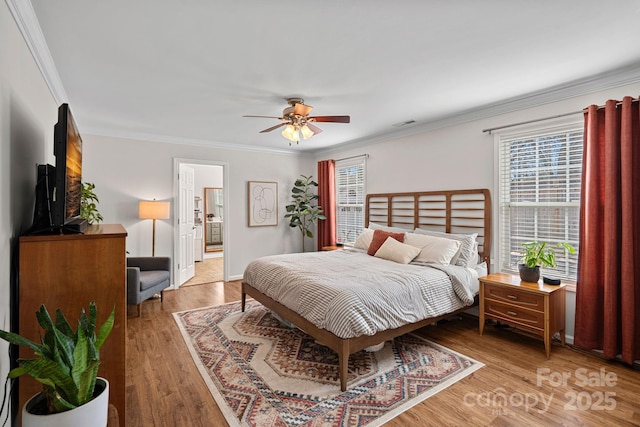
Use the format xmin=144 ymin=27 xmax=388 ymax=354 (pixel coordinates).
xmin=413 ymin=228 xmax=478 ymax=268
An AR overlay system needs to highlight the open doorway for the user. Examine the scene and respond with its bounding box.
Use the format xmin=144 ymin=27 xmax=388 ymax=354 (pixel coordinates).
xmin=173 ymin=159 xmax=228 ymax=288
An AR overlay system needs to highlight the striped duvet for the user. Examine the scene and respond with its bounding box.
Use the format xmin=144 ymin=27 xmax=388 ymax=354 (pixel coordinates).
xmin=242 ymin=248 xmax=478 ymax=339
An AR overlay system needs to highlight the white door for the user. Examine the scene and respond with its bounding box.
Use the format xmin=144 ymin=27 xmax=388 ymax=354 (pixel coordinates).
xmin=178 ymin=164 xmax=195 ymax=285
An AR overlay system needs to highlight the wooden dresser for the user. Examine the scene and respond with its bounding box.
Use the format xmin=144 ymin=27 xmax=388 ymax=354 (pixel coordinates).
xmin=479 ymin=272 xmax=565 ymax=358
xmin=18 ymin=224 xmax=127 ymax=420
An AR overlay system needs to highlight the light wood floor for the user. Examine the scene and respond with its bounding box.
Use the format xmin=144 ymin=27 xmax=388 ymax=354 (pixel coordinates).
xmin=126 ymin=281 xmax=640 ymax=426
xmin=181 ymin=257 xmax=224 ymax=287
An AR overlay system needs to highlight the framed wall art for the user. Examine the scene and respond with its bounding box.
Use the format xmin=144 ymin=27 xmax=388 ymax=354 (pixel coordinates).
xmin=248 ymin=181 xmax=278 ymax=227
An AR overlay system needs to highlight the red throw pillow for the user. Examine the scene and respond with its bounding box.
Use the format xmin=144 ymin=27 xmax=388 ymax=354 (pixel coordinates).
xmin=367 ymin=230 xmax=405 ymax=256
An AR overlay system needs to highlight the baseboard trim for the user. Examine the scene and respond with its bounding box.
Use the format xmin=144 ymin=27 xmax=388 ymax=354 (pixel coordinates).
xmin=564 ymin=334 xmax=575 ymax=345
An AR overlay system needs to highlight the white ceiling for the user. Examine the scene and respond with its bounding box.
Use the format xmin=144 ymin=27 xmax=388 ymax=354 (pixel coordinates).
xmin=26 ymin=0 xmax=640 ymax=153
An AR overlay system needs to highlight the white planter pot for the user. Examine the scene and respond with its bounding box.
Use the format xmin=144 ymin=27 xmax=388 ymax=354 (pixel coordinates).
xmin=22 ymin=377 xmax=109 ymax=427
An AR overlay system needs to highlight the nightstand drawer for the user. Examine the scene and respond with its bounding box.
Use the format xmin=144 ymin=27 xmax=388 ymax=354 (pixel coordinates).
xmin=485 ymin=300 xmax=544 ymax=331
xmin=484 ymin=285 xmax=544 ymax=311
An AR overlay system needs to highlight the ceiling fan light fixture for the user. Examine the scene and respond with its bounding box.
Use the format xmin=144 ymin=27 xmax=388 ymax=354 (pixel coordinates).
xmin=281 ymin=124 xmax=299 ymax=142
xmin=244 ymin=98 xmax=350 ymax=145
xmin=300 ymin=124 xmax=314 ymax=140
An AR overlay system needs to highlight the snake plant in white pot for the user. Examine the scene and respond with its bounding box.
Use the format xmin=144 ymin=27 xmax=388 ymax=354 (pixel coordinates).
xmin=0 ymin=301 xmax=114 ymax=427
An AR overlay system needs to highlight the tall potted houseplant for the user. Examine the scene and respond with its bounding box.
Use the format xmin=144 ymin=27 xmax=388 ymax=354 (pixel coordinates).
xmin=518 ymin=241 xmax=576 ymax=282
xmin=284 ymin=175 xmax=326 ymax=252
xmin=0 ymin=301 xmax=114 ymax=427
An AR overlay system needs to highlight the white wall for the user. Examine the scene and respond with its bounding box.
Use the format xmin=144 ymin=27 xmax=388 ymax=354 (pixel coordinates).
xmin=83 ymin=134 xmax=315 ymax=281
xmin=0 ymin=2 xmax=59 ymax=421
xmin=316 ymin=81 xmax=640 ymax=342
xmin=193 ymin=164 xmax=223 ymax=204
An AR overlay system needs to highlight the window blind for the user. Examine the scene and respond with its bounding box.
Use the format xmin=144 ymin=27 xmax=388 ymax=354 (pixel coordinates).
xmin=335 ymin=157 xmax=366 ymax=245
xmin=498 ymin=127 xmax=583 ymax=281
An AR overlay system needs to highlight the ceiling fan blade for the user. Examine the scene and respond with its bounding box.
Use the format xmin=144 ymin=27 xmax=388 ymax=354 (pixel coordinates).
xmin=310 ymin=115 xmax=350 ymax=123
xmin=306 ymin=123 xmax=323 ymax=135
xmin=294 ymin=103 xmax=313 ymax=116
xmin=243 ymin=115 xmax=282 ymax=119
xmin=259 ymin=123 xmax=286 ymax=133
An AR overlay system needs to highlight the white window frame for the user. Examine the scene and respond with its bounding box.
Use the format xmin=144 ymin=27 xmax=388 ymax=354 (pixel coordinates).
xmin=494 ymin=119 xmax=582 ymax=283
xmin=335 ymin=157 xmax=367 ymax=245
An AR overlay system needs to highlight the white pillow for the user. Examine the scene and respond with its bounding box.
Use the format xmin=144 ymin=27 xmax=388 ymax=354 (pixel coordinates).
xmin=353 ymin=228 xmax=374 ymax=250
xmin=475 ymin=261 xmax=488 ymax=278
xmin=413 ymin=229 xmax=478 ymax=268
xmin=404 ymin=233 xmax=461 ymax=265
xmin=369 ymin=222 xmax=412 ymax=233
xmin=374 ymin=237 xmax=421 ymax=264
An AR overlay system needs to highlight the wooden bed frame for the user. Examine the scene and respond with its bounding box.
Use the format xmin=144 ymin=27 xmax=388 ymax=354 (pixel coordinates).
xmin=242 ymin=188 xmax=491 ymax=391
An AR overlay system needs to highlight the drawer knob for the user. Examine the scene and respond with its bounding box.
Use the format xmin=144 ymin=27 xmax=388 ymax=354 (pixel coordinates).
xmin=507 ymin=311 xmax=518 ymax=316
xmin=507 ymin=295 xmax=518 ymax=300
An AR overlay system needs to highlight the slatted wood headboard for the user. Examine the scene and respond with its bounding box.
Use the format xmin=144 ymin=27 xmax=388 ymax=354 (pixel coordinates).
xmin=365 ymin=189 xmax=492 ymax=267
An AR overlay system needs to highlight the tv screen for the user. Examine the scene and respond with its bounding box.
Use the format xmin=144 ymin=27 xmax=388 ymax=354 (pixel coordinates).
xmin=53 ymin=103 xmax=83 ymax=228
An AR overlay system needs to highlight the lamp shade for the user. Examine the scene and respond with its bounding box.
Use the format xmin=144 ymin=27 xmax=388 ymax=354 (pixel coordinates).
xmin=281 ymin=124 xmax=299 ymax=142
xmin=300 ymin=124 xmax=314 ymax=140
xmin=139 ymin=200 xmax=170 ymax=220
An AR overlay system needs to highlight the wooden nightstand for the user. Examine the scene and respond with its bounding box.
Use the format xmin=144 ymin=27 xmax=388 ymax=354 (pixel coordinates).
xmin=322 ymin=245 xmax=341 ymax=251
xmin=479 ymin=272 xmax=566 ymax=359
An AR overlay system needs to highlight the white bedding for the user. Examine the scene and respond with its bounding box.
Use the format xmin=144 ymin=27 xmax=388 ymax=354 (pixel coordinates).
xmin=242 ymin=248 xmax=478 ymax=339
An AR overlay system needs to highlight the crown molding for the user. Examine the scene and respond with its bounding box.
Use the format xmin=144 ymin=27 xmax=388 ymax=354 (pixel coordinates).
xmin=6 ymin=0 xmax=67 ymax=104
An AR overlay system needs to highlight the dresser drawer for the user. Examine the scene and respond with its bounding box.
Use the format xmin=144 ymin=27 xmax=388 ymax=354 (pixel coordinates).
xmin=484 ymin=284 xmax=544 ymax=311
xmin=485 ymin=300 xmax=544 ymax=331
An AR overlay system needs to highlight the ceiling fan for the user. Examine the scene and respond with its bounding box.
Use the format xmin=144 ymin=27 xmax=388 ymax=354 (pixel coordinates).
xmin=243 ymin=98 xmax=350 ymax=145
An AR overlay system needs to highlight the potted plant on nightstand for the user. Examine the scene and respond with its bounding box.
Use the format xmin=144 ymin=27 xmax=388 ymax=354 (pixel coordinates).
xmin=0 ymin=301 xmax=114 ymax=427
xmin=518 ymin=241 xmax=576 ymax=282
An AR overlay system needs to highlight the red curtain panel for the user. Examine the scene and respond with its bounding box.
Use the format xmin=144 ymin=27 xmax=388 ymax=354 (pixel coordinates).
xmin=317 ymin=160 xmax=336 ymax=250
xmin=574 ymin=97 xmax=640 ymax=364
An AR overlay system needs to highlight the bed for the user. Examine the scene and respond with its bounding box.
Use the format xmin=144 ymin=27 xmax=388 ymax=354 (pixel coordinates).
xmin=242 ymin=188 xmax=491 ymax=391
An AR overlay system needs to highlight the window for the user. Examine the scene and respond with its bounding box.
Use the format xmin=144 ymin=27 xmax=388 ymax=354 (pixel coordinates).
xmin=335 ymin=157 xmax=366 ymax=245
xmin=498 ymin=125 xmax=582 ymax=281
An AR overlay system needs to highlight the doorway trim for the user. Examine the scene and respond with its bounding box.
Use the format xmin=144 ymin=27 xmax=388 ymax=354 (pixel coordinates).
xmin=173 ymin=158 xmax=230 ymax=288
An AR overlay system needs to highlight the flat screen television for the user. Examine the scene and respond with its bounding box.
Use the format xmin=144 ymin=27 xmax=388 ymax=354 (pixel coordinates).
xmin=28 ymin=103 xmax=87 ymax=234
xmin=53 ymin=103 xmax=86 ymax=232
xmin=52 ymin=104 xmax=82 ymax=227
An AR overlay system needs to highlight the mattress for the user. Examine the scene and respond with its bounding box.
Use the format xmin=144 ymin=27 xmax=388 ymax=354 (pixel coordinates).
xmin=242 ymin=248 xmax=478 ymax=339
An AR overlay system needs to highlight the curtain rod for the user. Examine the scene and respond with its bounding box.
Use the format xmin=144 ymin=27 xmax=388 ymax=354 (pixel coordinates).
xmin=335 ymin=154 xmax=369 ymax=162
xmin=483 ymin=97 xmax=639 ymax=135
xmin=588 ymin=97 xmax=639 ymax=109
xmin=482 ymin=111 xmax=582 ymax=134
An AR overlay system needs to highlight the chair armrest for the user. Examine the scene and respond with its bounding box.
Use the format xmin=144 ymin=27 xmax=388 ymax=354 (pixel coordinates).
xmin=127 ymin=257 xmax=171 ymax=272
xmin=126 ymin=267 xmax=141 ymax=303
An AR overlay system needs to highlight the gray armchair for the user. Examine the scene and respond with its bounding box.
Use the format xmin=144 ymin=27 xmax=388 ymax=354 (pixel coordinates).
xmin=127 ymin=257 xmax=171 ymax=316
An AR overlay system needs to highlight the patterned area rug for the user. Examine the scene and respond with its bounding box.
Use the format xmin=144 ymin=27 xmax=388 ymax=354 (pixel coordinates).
xmin=173 ymin=301 xmax=483 ymax=427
